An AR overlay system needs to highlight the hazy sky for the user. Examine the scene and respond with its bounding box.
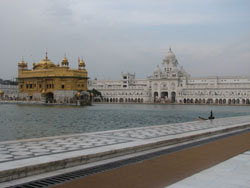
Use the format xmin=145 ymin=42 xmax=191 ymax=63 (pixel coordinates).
xmin=0 ymin=0 xmax=250 ymax=80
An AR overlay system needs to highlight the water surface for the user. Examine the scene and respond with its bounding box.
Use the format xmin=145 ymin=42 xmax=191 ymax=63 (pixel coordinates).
xmin=0 ymin=103 xmax=250 ymax=141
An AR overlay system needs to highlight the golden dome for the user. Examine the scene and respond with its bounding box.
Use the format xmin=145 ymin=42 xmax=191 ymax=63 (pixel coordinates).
xmin=0 ymin=90 xmax=3 ymax=94
xmin=34 ymin=52 xmax=56 ymax=69
xmin=38 ymin=54 xmax=54 ymax=66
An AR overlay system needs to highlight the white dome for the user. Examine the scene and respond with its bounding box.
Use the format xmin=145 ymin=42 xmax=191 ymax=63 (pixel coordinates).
xmin=154 ymin=65 xmax=161 ymax=72
xmin=166 ymin=47 xmax=176 ymax=59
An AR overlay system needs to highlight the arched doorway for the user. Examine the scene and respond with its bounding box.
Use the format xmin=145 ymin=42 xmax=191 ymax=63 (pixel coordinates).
xmin=242 ymin=99 xmax=246 ymax=104
xmin=154 ymin=92 xmax=159 ymax=102
xmin=46 ymin=92 xmax=54 ymax=103
xmin=171 ymin=92 xmax=176 ymax=103
xmin=215 ymin=99 xmax=219 ymax=104
xmin=207 ymin=98 xmax=213 ymax=104
xmin=236 ymin=99 xmax=240 ymax=104
xmin=223 ymin=99 xmax=226 ymax=104
xmin=232 ymin=99 xmax=236 ymax=104
xmin=161 ymin=92 xmax=168 ymax=99
xmin=190 ymin=98 xmax=194 ymax=104
xmin=219 ymin=99 xmax=222 ymax=104
xmin=246 ymin=99 xmax=250 ymax=104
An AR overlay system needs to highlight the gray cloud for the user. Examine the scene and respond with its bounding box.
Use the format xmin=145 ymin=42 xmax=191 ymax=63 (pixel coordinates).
xmin=0 ymin=0 xmax=249 ymax=80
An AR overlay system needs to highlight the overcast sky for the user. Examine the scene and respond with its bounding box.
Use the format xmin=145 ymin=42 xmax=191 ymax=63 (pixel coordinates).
xmin=0 ymin=0 xmax=250 ymax=80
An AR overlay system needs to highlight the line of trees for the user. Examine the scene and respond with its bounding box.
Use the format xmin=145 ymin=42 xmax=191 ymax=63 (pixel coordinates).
xmin=0 ymin=78 xmax=18 ymax=85
xmin=88 ymin=88 xmax=102 ymax=98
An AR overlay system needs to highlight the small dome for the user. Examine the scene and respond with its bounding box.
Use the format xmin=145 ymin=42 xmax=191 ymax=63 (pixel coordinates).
xmin=18 ymin=58 xmax=28 ymax=67
xmin=62 ymin=56 xmax=68 ymax=62
xmin=166 ymin=47 xmax=176 ymax=59
xmin=61 ymin=55 xmax=69 ymax=66
xmin=0 ymin=90 xmax=4 ymax=94
xmin=154 ymin=65 xmax=161 ymax=72
xmin=19 ymin=58 xmax=26 ymax=64
xmin=79 ymin=58 xmax=86 ymax=68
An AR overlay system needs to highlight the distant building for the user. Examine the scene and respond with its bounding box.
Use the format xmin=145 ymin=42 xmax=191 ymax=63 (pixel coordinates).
xmin=17 ymin=53 xmax=88 ymax=103
xmin=89 ymin=48 xmax=250 ymax=105
xmin=0 ymin=84 xmax=18 ymax=100
xmin=89 ymin=72 xmax=151 ymax=103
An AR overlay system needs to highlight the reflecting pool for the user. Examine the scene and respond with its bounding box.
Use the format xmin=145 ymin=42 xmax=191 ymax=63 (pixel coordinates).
xmin=0 ymin=103 xmax=250 ymax=141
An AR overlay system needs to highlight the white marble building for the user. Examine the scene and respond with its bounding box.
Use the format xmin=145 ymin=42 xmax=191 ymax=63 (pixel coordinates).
xmin=0 ymin=84 xmax=18 ymax=100
xmin=88 ymin=48 xmax=250 ymax=105
xmin=89 ymin=72 xmax=151 ymax=103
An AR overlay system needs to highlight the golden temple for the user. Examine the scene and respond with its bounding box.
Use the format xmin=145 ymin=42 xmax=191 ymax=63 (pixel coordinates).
xmin=18 ymin=53 xmax=88 ymax=103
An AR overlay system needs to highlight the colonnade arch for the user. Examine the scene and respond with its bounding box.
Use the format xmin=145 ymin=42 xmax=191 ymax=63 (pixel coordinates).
xmin=100 ymin=97 xmax=144 ymax=103
xmin=182 ymin=98 xmax=250 ymax=105
xmin=171 ymin=92 xmax=176 ymax=103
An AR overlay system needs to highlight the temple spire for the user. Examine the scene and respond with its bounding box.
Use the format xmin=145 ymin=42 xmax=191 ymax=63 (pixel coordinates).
xmin=45 ymin=51 xmax=48 ymax=60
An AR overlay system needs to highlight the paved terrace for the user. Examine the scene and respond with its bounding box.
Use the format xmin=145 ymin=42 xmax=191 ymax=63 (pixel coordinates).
xmin=1 ymin=115 xmax=250 ymax=186
xmin=168 ymin=147 xmax=250 ymax=188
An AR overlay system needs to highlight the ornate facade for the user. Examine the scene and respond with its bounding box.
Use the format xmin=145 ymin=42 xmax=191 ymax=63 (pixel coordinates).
xmin=18 ymin=53 xmax=88 ymax=103
xmin=89 ymin=48 xmax=250 ymax=105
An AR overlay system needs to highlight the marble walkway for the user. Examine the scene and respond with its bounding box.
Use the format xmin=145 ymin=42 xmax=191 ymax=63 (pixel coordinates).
xmin=168 ymin=149 xmax=250 ymax=188
xmin=1 ymin=115 xmax=250 ymax=185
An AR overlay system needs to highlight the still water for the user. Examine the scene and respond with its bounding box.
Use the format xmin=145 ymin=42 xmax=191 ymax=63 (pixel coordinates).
xmin=0 ymin=103 xmax=250 ymax=141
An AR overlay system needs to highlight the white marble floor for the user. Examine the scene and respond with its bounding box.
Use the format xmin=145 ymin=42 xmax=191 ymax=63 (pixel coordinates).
xmin=167 ymin=149 xmax=250 ymax=188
